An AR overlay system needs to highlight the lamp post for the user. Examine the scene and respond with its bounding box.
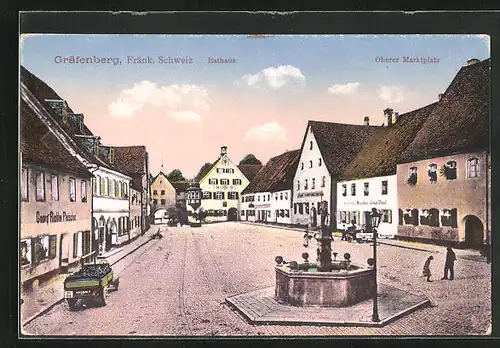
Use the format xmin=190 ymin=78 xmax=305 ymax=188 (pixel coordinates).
xmin=370 ymin=207 xmax=382 ymax=322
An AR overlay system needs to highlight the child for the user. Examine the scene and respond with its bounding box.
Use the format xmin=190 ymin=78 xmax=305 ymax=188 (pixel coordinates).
xmin=303 ymin=232 xmax=310 ymax=247
xmin=422 ymin=255 xmax=434 ymax=282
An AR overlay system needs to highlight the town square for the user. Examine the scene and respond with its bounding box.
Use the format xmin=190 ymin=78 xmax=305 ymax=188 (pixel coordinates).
xmin=19 ymin=33 xmax=491 ymax=337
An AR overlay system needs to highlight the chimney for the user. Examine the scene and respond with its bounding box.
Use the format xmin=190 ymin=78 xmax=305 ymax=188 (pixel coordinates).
xmin=220 ymin=145 xmax=228 ymax=156
xmin=467 ymin=58 xmax=480 ymax=66
xmin=392 ymin=112 xmax=399 ymax=125
xmin=438 ymin=93 xmax=443 ymax=101
xmin=363 ymin=116 xmax=370 ymax=126
xmin=383 ymin=108 xmax=394 ymax=127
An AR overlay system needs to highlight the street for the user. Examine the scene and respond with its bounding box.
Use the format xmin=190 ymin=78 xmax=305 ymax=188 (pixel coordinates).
xmin=23 ymin=222 xmax=491 ymax=336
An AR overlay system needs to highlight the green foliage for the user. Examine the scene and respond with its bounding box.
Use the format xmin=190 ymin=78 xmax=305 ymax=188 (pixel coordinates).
xmin=194 ymin=162 xmax=213 ymax=182
xmin=239 ymin=154 xmax=262 ymax=165
xmin=167 ymin=169 xmax=186 ymax=182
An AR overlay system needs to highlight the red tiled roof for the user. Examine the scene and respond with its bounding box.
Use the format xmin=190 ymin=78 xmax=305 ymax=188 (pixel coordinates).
xmin=113 ymin=146 xmax=148 ymax=189
xmin=242 ymin=150 xmax=300 ymax=194
xmin=237 ymin=164 xmax=263 ymax=182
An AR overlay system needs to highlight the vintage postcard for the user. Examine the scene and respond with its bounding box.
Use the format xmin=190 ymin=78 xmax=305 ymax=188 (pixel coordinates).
xmin=19 ymin=32 xmax=491 ymax=337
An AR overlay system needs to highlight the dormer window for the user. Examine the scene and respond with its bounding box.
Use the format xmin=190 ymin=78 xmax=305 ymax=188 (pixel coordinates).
xmin=428 ymin=163 xmax=437 ymax=183
xmin=467 ymin=158 xmax=479 ymax=178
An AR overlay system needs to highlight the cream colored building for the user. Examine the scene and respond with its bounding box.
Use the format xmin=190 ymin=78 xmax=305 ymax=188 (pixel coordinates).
xmin=150 ymin=171 xmax=177 ymax=223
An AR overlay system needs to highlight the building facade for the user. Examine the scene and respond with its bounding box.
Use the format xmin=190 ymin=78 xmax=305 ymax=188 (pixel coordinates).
xmin=197 ymin=146 xmax=251 ymax=221
xmin=150 ymin=171 xmax=177 ymax=224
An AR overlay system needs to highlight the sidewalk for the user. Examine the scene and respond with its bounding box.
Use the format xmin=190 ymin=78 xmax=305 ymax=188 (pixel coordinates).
xmin=237 ymin=221 xmax=487 ymax=262
xmin=21 ymin=226 xmax=161 ymax=327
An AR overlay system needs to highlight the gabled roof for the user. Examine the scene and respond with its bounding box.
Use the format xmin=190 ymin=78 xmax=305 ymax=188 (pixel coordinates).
xmin=20 ymin=66 xmax=117 ymax=171
xmin=113 ymin=146 xmax=147 ymax=189
xmin=21 ymin=100 xmax=91 ymax=177
xmin=237 ymin=164 xmax=263 ymax=182
xmin=242 ymin=150 xmax=300 ymax=195
xmin=151 ymin=171 xmax=169 ymax=185
xmin=340 ymin=102 xmax=437 ymax=180
xmin=171 ymin=181 xmax=191 ymax=193
xmin=306 ymin=121 xmax=379 ymax=178
xmin=398 ymin=58 xmax=490 ymax=163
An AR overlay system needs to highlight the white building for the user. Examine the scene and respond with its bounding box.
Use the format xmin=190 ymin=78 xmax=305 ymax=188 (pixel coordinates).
xmin=196 ymin=146 xmax=255 ymax=222
xmin=241 ymin=150 xmax=299 ymax=225
xmin=292 ymin=120 xmax=378 ymax=230
xmin=337 ymin=104 xmax=437 ymax=237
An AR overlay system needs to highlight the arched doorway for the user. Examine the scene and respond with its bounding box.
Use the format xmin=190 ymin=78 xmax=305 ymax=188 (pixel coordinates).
xmin=464 ymin=215 xmax=484 ymax=247
xmin=154 ymin=209 xmax=168 ymax=224
xmin=228 ymin=207 xmax=238 ymax=221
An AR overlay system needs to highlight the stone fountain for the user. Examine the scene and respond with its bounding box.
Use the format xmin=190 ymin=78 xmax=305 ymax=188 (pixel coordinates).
xmin=275 ymin=201 xmax=375 ymax=307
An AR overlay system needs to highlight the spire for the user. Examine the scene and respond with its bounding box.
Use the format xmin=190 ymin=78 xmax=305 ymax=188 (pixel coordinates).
xmin=161 ymin=158 xmax=164 ymax=171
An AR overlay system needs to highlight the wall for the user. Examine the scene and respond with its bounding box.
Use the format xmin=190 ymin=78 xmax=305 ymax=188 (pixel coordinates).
xmin=292 ymin=127 xmax=332 ymax=226
xmin=272 ymin=189 xmax=293 ymax=224
xmin=129 ymin=187 xmax=142 ymax=239
xmin=337 ymin=174 xmax=397 ymax=237
xmin=21 ymin=163 xmax=91 ymax=283
xmin=151 ymin=173 xmax=176 ymax=211
xmin=397 ymin=151 xmax=488 ymax=243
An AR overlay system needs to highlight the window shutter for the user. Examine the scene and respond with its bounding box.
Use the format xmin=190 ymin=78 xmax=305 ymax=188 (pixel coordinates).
xmin=398 ymin=209 xmax=403 ymax=225
xmin=49 ymin=235 xmax=57 ymax=259
xmin=451 ymin=208 xmax=458 ymax=228
xmin=412 ymin=209 xmax=419 ymax=226
xmin=73 ymin=233 xmax=78 ymax=258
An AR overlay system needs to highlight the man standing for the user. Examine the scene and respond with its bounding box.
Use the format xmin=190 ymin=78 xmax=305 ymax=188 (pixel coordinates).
xmin=441 ymin=246 xmax=456 ymax=280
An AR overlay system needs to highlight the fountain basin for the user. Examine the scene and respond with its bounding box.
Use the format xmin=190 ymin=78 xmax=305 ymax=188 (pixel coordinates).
xmin=275 ymin=264 xmax=375 ymax=307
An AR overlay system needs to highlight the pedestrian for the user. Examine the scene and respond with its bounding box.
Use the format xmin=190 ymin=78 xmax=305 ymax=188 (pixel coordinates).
xmin=422 ymin=255 xmax=434 ymax=282
xmin=442 ymin=246 xmax=456 ymax=280
xmin=303 ymin=232 xmax=309 ymax=247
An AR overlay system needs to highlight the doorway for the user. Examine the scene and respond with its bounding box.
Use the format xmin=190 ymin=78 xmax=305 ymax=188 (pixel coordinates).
xmin=464 ymin=215 xmax=484 ymax=247
xmin=228 ymin=207 xmax=238 ymax=221
xmin=59 ymin=233 xmax=69 ymax=271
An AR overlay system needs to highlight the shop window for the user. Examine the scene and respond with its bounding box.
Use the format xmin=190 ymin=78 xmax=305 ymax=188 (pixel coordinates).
xmin=268 ymin=194 xmax=270 ymax=201
xmin=351 ymin=183 xmax=356 ymax=196
xmin=35 ymin=171 xmax=45 ymax=201
xmin=381 ymin=180 xmax=388 ymax=195
xmin=48 ymin=235 xmax=56 ymax=259
xmin=312 ymin=178 xmax=316 ymax=189
xmin=364 ymin=182 xmax=369 ymax=196
xmin=268 ymin=211 xmax=271 ymax=218
xmin=285 ymin=210 xmax=290 ymax=218
xmin=467 ymin=158 xmax=479 ymax=178
xmin=81 ymin=180 xmax=87 ymax=203
xmin=428 ymin=163 xmax=438 ymax=183
xmin=82 ymin=231 xmax=91 ymax=256
xmin=294 ymin=203 xmax=297 ymax=215
xmin=21 ymin=167 xmax=29 ymax=201
xmin=20 ymin=239 xmax=31 ymax=266
xmin=411 ymin=208 xmax=419 ymax=226
xmin=440 ymin=161 xmax=457 ymax=180
xmin=51 ymin=174 xmax=59 ymax=201
xmin=69 ymin=177 xmax=76 ymax=202
xmin=322 ymin=176 xmax=326 ymax=188
xmin=407 ymin=167 xmax=418 ymax=185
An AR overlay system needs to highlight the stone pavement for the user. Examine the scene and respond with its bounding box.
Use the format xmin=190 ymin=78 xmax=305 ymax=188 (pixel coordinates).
xmin=226 ymin=283 xmax=430 ymax=326
xmin=20 ymin=226 xmax=161 ymax=326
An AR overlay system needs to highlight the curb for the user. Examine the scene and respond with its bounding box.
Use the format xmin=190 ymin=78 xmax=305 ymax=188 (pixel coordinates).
xmin=21 ymin=231 xmax=159 ymax=327
xmin=238 ymin=221 xmax=307 ymax=233
xmin=377 ymin=241 xmax=439 ymax=253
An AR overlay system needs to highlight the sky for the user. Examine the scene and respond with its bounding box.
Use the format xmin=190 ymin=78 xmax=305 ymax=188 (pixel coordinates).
xmin=20 ymin=34 xmax=490 ymax=179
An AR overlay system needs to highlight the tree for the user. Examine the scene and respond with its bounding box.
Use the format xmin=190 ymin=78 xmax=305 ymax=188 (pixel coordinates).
xmin=167 ymin=169 xmax=186 ymax=182
xmin=239 ymin=154 xmax=262 ymax=165
xmin=194 ymin=162 xmax=212 ymax=182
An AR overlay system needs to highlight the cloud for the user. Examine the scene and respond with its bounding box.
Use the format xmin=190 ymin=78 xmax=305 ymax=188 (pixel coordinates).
xmin=327 ymin=82 xmax=360 ymax=95
xmin=109 ymin=80 xmax=210 ymax=121
xmin=378 ymin=85 xmax=405 ymax=103
xmin=238 ymin=65 xmax=305 ymax=89
xmin=245 ymin=122 xmax=288 ymax=142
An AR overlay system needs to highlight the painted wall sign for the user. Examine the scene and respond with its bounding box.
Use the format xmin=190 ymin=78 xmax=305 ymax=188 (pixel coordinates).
xmin=36 ymin=211 xmax=77 ymax=224
xmin=297 ymin=191 xmax=324 ymax=198
xmin=254 ymin=204 xmax=271 ymax=209
xmin=344 ymin=200 xmax=388 ymax=206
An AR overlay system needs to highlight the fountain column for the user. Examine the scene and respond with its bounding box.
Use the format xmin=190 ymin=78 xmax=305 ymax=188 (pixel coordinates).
xmin=316 ymin=200 xmax=333 ymax=272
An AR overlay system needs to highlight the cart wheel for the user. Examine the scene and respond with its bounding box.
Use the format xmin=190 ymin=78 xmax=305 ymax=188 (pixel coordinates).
xmin=98 ymin=286 xmax=108 ymax=306
xmin=67 ymin=298 xmax=78 ymax=311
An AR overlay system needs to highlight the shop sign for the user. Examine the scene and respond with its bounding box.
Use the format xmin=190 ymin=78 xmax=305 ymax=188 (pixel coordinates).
xmin=297 ymin=191 xmax=324 ymax=198
xmin=36 ymin=211 xmax=77 ymax=224
xmin=254 ymin=204 xmax=271 ymax=209
xmin=344 ymin=199 xmax=387 ymax=206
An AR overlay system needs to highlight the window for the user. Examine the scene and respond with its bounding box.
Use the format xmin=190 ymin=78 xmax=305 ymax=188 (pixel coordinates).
xmin=351 ymin=183 xmax=356 ymax=196
xmin=275 ymin=194 xmax=278 ymax=200
xmin=209 ymin=178 xmax=218 ymax=185
xmin=35 ymin=171 xmax=45 ymax=201
xmin=161 ymin=199 xmax=166 ymax=205
xmin=51 ymin=174 xmax=59 ymax=201
xmin=285 ymin=210 xmax=290 ymax=218
xmin=221 ymin=179 xmax=230 ymax=185
xmin=32 ymin=235 xmax=51 ymax=263
xmin=115 ymin=180 xmax=120 ymax=198
xmin=381 ymin=210 xmax=392 ymax=223
xmin=301 ymin=162 xmax=304 ymax=170
xmin=322 ymin=176 xmax=326 ymax=188
xmin=297 ymin=180 xmax=300 ymax=191
xmin=299 ymin=203 xmax=304 ymax=215
xmin=153 ymin=199 xmax=158 ymax=205
xmin=285 ymin=192 xmax=288 ymax=200
xmin=428 ymin=163 xmax=438 ymax=183
xmin=309 ymin=160 xmax=313 ymax=169
xmin=408 ymin=167 xmax=418 ymax=185
xmin=161 ymin=190 xmax=166 ymax=195
xmin=21 ymin=167 xmax=29 ymax=201
xmin=82 ymin=231 xmax=91 ymax=256
xmin=228 ymin=192 xmax=239 ymax=199
xmin=294 ymin=203 xmax=297 ymax=215
xmin=123 ymin=183 xmax=128 ymax=198
xmin=20 ymin=239 xmax=31 ymax=266
xmin=241 ymin=210 xmax=245 ymax=216
xmin=312 ymin=178 xmax=316 ymax=189
xmin=73 ymin=232 xmax=79 ymax=258
xmin=105 ymin=177 xmax=109 ymax=196
xmin=233 ymin=179 xmax=242 ymax=185
xmin=69 ymin=177 xmax=76 ymax=202
xmin=215 ymin=192 xmax=224 ymax=200
xmin=280 ymin=192 xmax=283 ymax=200
xmin=305 ymin=203 xmax=310 ymax=215
xmin=467 ymin=158 xmax=479 ymax=178
xmin=203 ymin=191 xmax=212 ymax=199
xmin=268 ymin=194 xmax=270 ymax=201
xmin=310 ymin=141 xmax=313 ymax=150
xmin=318 ymin=158 xmax=322 ymax=167
xmin=363 ymin=182 xmax=369 ymax=196
xmin=153 ymin=190 xmax=158 ymax=195
xmin=428 ymin=208 xmax=440 ymax=227
xmin=81 ymin=180 xmax=87 ymax=203
xmin=100 ymin=176 xmax=105 ymax=196
xmin=304 ymin=179 xmax=308 ymax=190
xmin=381 ymin=180 xmax=388 ymax=195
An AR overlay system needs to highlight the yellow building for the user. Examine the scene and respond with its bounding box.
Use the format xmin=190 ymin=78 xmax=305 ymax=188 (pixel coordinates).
xmin=150 ymin=171 xmax=177 ymax=223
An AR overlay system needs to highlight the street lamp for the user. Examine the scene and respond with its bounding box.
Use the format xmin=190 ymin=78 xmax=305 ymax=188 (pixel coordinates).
xmin=370 ymin=207 xmax=382 ymax=322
